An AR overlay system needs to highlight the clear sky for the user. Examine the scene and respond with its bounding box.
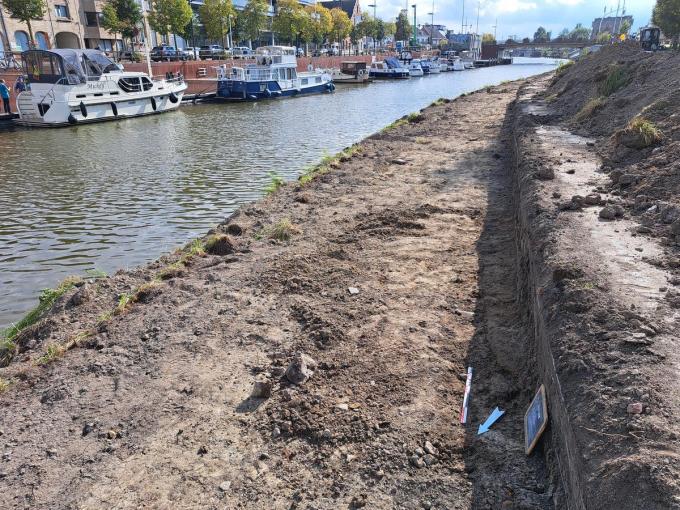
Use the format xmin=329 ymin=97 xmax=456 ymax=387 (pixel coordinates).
xmin=363 ymin=0 xmax=655 ymax=40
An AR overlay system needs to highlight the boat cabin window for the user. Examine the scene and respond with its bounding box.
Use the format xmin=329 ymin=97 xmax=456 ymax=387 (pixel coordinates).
xmin=140 ymin=76 xmax=153 ymax=91
xmin=118 ymin=77 xmax=142 ymax=92
xmin=22 ymin=51 xmax=65 ymax=84
xmin=81 ymin=52 xmax=119 ymax=80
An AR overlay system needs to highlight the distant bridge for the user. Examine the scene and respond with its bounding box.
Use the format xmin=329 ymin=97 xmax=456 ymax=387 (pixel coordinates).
xmin=498 ymin=40 xmax=592 ymax=50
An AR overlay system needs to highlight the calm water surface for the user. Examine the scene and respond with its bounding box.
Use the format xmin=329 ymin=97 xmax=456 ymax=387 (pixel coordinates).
xmin=0 ymin=63 xmax=555 ymax=328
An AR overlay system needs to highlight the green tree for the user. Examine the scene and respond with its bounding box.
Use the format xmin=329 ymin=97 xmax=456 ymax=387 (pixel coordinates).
xmin=384 ymin=21 xmax=396 ymax=38
xmin=329 ymin=7 xmax=351 ymax=48
xmin=653 ymin=0 xmax=680 ymax=47
xmin=273 ymin=0 xmax=308 ymax=45
xmin=100 ymin=3 xmax=123 ymax=59
xmin=533 ymin=26 xmax=549 ymax=42
xmin=103 ymin=0 xmax=142 ymax=48
xmin=395 ymin=10 xmax=411 ymax=42
xmin=303 ymin=4 xmax=332 ymax=46
xmin=241 ymin=0 xmax=269 ymax=48
xmin=199 ymin=0 xmax=236 ymax=47
xmin=1 ymin=0 xmax=45 ymax=46
xmin=148 ymin=0 xmax=193 ymax=53
xmin=375 ymin=19 xmax=386 ymax=46
xmin=555 ymin=27 xmax=570 ymax=41
xmin=357 ymin=14 xmax=377 ymax=49
xmin=619 ymin=19 xmax=631 ymax=35
xmin=569 ymin=23 xmax=591 ymax=41
xmin=482 ymin=33 xmax=495 ymax=44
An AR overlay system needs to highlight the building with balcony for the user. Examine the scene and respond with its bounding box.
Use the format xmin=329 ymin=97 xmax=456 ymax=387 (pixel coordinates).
xmin=0 ymin=0 xmax=120 ymax=55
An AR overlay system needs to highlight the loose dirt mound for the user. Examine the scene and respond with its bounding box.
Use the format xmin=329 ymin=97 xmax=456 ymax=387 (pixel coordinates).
xmin=546 ymin=44 xmax=680 ymax=250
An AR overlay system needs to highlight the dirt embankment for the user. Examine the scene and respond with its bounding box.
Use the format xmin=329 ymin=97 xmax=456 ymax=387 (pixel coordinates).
xmin=0 ymin=83 xmax=555 ymax=509
xmin=513 ymin=45 xmax=680 ymax=509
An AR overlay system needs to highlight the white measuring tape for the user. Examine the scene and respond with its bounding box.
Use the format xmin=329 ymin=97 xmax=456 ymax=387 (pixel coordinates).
xmin=460 ymin=366 xmax=473 ymax=424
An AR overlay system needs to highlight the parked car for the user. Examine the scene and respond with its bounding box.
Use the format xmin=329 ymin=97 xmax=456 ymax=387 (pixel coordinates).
xmin=312 ymin=48 xmax=329 ymax=57
xmin=150 ymin=45 xmax=184 ymax=61
xmin=183 ymin=47 xmax=200 ymax=60
xmin=199 ymin=45 xmax=226 ymax=60
xmin=232 ymin=46 xmax=253 ymax=59
xmin=296 ymin=47 xmax=304 ymax=57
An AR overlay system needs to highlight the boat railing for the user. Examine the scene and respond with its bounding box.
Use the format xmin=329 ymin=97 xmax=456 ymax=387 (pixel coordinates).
xmin=219 ymin=66 xmax=274 ymax=82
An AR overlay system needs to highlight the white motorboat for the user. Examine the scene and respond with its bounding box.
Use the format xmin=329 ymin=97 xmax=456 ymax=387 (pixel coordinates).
xmin=451 ymin=56 xmax=465 ymax=71
xmin=428 ymin=59 xmax=441 ymax=74
xmin=369 ymin=57 xmax=410 ymax=79
xmin=216 ymin=46 xmax=334 ymax=100
xmin=16 ymin=49 xmax=186 ymax=127
xmin=408 ymin=59 xmax=424 ymax=77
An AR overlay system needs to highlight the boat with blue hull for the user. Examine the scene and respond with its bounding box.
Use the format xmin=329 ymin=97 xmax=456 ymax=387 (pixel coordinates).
xmin=216 ymin=46 xmax=334 ymax=101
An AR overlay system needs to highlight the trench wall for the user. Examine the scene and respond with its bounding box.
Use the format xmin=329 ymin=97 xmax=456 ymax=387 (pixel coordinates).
xmin=510 ymin=84 xmax=587 ymax=510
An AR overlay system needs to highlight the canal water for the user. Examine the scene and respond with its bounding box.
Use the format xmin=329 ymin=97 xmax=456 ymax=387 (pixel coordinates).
xmin=0 ymin=63 xmax=555 ymax=328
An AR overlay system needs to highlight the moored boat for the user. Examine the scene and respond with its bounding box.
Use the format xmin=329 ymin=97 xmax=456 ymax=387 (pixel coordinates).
xmin=15 ymin=49 xmax=186 ymax=127
xmin=369 ymin=57 xmax=410 ymax=79
xmin=216 ymin=46 xmax=334 ymax=101
xmin=408 ymin=59 xmax=424 ymax=77
xmin=451 ymin=56 xmax=465 ymax=71
xmin=329 ymin=61 xmax=372 ymax=84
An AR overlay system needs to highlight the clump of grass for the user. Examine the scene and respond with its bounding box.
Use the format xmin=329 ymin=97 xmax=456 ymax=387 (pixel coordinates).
xmin=430 ymin=97 xmax=449 ymax=106
xmin=158 ymin=262 xmax=185 ymax=280
xmin=381 ymin=117 xmax=408 ymax=133
xmin=36 ymin=343 xmax=66 ymax=366
xmin=554 ymin=60 xmax=574 ymax=77
xmin=299 ymin=146 xmax=359 ymax=185
xmin=96 ymin=310 xmax=113 ymax=325
xmin=575 ymin=97 xmax=605 ymax=122
xmin=85 ymin=268 xmax=108 ymax=279
xmin=205 ymin=233 xmax=235 ymax=255
xmin=619 ymin=117 xmax=663 ymax=149
xmin=407 ymin=112 xmax=425 ymax=123
xmin=264 ymin=172 xmax=285 ymax=195
xmin=0 ymin=377 xmax=11 ymax=393
xmin=115 ymin=293 xmax=133 ymax=315
xmin=179 ymin=238 xmax=206 ymax=265
xmin=598 ymin=65 xmax=630 ymax=97
xmin=259 ymin=218 xmax=301 ymax=242
xmin=1 ymin=276 xmax=82 ymax=349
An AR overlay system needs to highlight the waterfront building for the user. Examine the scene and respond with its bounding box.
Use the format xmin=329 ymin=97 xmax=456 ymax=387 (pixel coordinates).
xmin=591 ymin=15 xmax=634 ymax=38
xmin=416 ymin=24 xmax=447 ymax=47
xmin=446 ymin=32 xmax=481 ymax=60
xmin=0 ymin=0 xmax=119 ymax=54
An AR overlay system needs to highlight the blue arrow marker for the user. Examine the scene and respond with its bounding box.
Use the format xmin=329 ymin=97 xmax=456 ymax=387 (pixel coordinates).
xmin=477 ymin=407 xmax=505 ymax=435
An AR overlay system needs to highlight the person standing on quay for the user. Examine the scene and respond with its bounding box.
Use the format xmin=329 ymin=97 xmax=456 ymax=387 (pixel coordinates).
xmin=0 ymin=79 xmax=11 ymax=114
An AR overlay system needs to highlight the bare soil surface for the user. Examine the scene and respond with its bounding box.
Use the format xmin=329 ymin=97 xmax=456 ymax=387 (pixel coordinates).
xmin=0 ymin=83 xmax=555 ymax=509
xmin=515 ymin=72 xmax=680 ymax=509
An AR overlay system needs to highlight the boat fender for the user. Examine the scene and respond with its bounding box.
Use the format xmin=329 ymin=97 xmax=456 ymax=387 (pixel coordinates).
xmin=68 ymin=113 xmax=77 ymax=125
xmin=111 ymin=102 xmax=118 ymax=116
xmin=249 ymin=95 xmax=258 ymax=100
xmin=265 ymin=89 xmax=272 ymax=98
xmin=168 ymin=92 xmax=179 ymax=104
xmin=273 ymin=90 xmax=282 ymax=97
xmin=79 ymin=101 xmax=88 ymax=118
xmin=150 ymin=96 xmax=157 ymax=111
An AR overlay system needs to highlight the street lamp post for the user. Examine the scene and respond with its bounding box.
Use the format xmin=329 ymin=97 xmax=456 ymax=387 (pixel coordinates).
xmin=368 ymin=3 xmax=376 ymax=53
xmin=411 ymin=4 xmax=416 ymax=48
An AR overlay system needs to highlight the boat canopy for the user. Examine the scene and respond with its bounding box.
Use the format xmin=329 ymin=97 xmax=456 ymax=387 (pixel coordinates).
xmin=21 ymin=49 xmax=121 ymax=85
xmin=384 ymin=57 xmax=403 ymax=69
xmin=255 ymin=46 xmax=296 ymax=56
